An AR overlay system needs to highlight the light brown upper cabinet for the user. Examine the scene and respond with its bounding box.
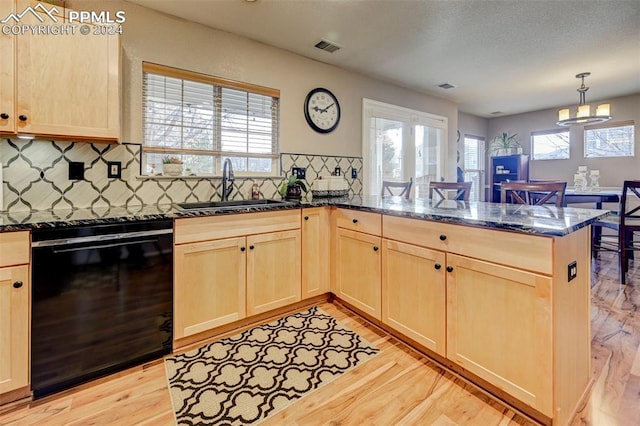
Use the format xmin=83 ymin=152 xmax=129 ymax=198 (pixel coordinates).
xmin=0 ymin=1 xmax=16 ymax=134
xmin=1 ymin=1 xmax=120 ymax=142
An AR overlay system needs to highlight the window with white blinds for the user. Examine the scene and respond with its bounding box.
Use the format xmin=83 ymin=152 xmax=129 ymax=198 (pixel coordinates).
xmin=142 ymin=63 xmax=280 ymax=176
xmin=462 ymin=134 xmax=485 ymax=201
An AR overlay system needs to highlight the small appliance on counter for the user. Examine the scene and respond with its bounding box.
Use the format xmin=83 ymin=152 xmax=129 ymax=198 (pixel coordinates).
xmin=311 ymin=175 xmax=348 ymax=198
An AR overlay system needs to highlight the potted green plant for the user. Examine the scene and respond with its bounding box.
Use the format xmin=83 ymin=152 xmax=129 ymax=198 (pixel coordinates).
xmin=278 ymin=175 xmax=308 ymax=200
xmin=162 ymin=156 xmax=184 ymax=176
xmin=489 ymin=132 xmax=522 ymax=156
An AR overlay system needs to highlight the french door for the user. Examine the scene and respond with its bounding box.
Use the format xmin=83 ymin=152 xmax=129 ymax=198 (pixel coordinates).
xmin=362 ymin=99 xmax=447 ymax=198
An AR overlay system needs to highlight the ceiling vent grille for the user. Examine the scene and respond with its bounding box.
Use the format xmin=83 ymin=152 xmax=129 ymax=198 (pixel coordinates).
xmin=437 ymin=82 xmax=456 ymax=90
xmin=314 ymin=40 xmax=341 ymax=53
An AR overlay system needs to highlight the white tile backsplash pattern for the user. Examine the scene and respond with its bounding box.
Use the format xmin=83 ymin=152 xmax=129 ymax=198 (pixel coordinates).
xmin=0 ymin=139 xmax=362 ymax=212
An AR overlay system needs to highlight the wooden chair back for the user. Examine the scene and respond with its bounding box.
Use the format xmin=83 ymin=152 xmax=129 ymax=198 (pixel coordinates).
xmin=429 ymin=181 xmax=472 ymax=201
xmin=500 ymin=181 xmax=567 ymax=207
xmin=592 ymin=180 xmax=640 ymax=284
xmin=381 ymin=177 xmax=413 ymax=199
xmin=620 ymin=180 xmax=640 ymax=226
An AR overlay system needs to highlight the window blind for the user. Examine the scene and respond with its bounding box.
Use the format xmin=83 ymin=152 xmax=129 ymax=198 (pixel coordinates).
xmin=142 ymin=62 xmax=280 ymax=175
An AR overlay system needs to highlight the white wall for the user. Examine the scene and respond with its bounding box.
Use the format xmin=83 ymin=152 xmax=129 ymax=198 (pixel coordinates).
xmin=487 ymin=93 xmax=640 ymax=187
xmin=71 ymin=0 xmax=459 ymax=178
xmin=458 ymin=112 xmax=488 ymax=142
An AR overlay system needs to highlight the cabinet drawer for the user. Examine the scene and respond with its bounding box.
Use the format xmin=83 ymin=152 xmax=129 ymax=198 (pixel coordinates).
xmin=175 ymin=209 xmax=301 ymax=244
xmin=0 ymin=231 xmax=30 ymax=267
xmin=383 ymin=215 xmax=552 ymax=274
xmin=335 ymin=208 xmax=381 ymax=236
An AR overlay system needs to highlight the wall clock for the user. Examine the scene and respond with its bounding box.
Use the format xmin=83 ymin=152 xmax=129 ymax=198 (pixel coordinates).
xmin=304 ymin=88 xmax=341 ymax=133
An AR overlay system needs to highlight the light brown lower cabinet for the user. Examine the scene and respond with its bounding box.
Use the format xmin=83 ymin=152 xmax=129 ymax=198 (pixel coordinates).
xmin=381 ymin=239 xmax=446 ymax=356
xmin=334 ymin=227 xmax=381 ymax=319
xmin=0 ymin=231 xmax=30 ymax=400
xmin=301 ymin=208 xmax=330 ymax=298
xmin=380 ymin=215 xmax=590 ymax=425
xmin=0 ymin=265 xmax=29 ymax=396
xmin=446 ymin=253 xmax=553 ymax=416
xmin=247 ymin=230 xmax=301 ymax=316
xmin=173 ymin=210 xmax=302 ymax=342
xmin=174 ymin=237 xmax=246 ymax=339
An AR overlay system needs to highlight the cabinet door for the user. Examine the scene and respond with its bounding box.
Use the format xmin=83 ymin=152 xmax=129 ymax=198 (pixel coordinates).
xmin=446 ymin=254 xmax=553 ymax=416
xmin=174 ymin=237 xmax=246 ymax=339
xmin=382 ymin=239 xmax=446 ymax=356
xmin=301 ymin=208 xmax=329 ymax=298
xmin=247 ymin=230 xmax=301 ymax=316
xmin=0 ymin=265 xmax=29 ymax=395
xmin=335 ymin=228 xmax=381 ymax=319
xmin=0 ymin=0 xmax=15 ymax=134
xmin=15 ymin=0 xmax=119 ymax=141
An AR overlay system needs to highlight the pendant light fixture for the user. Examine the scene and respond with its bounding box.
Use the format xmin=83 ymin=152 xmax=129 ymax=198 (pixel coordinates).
xmin=557 ymin=72 xmax=611 ymax=126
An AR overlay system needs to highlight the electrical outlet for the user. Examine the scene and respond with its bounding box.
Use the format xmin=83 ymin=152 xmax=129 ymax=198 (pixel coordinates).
xmin=292 ymin=167 xmax=306 ymax=180
xmin=68 ymin=161 xmax=84 ymax=180
xmin=108 ymin=161 xmax=122 ymax=179
xmin=568 ymin=261 xmax=577 ymax=282
xmin=351 ymin=168 xmax=358 ymax=179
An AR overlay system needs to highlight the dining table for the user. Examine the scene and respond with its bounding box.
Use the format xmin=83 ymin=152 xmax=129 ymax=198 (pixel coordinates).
xmin=563 ymin=186 xmax=621 ymax=209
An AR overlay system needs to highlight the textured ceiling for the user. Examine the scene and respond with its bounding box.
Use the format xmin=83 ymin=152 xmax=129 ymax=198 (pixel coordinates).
xmin=127 ymin=0 xmax=640 ymax=118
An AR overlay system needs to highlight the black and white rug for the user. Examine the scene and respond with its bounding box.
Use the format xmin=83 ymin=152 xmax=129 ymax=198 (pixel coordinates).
xmin=165 ymin=306 xmax=379 ymax=425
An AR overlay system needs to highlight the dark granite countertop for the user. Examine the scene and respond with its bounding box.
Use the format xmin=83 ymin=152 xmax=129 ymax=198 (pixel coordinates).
xmin=0 ymin=195 xmax=609 ymax=237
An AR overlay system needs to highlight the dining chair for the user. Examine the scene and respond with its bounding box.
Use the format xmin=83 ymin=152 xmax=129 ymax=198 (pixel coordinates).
xmin=591 ymin=180 xmax=640 ymax=284
xmin=429 ymin=181 xmax=472 ymax=201
xmin=500 ymin=181 xmax=567 ymax=207
xmin=381 ymin=177 xmax=413 ymax=199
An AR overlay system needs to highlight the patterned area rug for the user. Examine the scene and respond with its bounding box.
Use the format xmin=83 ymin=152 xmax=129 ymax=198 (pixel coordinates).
xmin=165 ymin=306 xmax=380 ymax=425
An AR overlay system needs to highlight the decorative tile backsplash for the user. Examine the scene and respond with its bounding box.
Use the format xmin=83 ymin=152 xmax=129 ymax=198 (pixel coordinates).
xmin=0 ymin=139 xmax=362 ymax=212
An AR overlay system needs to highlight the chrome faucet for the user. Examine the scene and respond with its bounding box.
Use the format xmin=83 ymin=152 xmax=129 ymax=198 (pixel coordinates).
xmin=222 ymin=158 xmax=235 ymax=201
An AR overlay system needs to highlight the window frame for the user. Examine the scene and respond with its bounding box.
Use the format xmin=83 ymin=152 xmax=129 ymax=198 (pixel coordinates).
xmin=462 ymin=134 xmax=485 ymax=201
xmin=141 ymin=62 xmax=281 ymax=177
xmin=530 ymin=128 xmax=570 ymax=161
xmin=584 ymin=120 xmax=635 ymax=159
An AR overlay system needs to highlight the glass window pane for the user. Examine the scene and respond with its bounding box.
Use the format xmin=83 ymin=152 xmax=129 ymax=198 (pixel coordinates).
xmin=585 ymin=124 xmax=634 ymax=158
xmin=376 ymin=118 xmax=403 ymax=180
xmin=462 ymin=135 xmax=485 ymax=201
xmin=531 ymin=130 xmax=570 ymax=160
xmin=142 ymin=67 xmax=279 ymax=176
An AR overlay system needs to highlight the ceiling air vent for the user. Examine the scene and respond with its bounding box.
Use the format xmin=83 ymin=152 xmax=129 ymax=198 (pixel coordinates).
xmin=314 ymin=40 xmax=341 ymax=53
xmin=437 ymin=82 xmax=456 ymax=89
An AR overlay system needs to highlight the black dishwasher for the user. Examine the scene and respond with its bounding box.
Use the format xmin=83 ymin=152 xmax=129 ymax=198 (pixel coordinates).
xmin=31 ymin=219 xmax=173 ymax=398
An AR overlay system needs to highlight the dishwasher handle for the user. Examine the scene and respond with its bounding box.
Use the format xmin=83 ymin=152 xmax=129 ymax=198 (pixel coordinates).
xmin=32 ymin=228 xmax=173 ymax=248
xmin=51 ymin=238 xmax=163 ymax=254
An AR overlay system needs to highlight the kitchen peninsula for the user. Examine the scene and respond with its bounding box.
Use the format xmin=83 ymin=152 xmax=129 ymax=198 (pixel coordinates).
xmin=0 ymin=197 xmax=607 ymax=426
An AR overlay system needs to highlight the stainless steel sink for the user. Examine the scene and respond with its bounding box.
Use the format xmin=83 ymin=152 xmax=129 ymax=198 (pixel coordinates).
xmin=177 ymin=199 xmax=295 ymax=210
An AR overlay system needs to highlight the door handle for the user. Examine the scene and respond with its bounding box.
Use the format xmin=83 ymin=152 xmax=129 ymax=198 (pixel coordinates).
xmin=13 ymin=281 xmax=23 ymax=288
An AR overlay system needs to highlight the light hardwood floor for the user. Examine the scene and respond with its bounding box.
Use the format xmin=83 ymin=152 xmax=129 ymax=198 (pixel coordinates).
xmin=0 ymin=252 xmax=638 ymax=426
